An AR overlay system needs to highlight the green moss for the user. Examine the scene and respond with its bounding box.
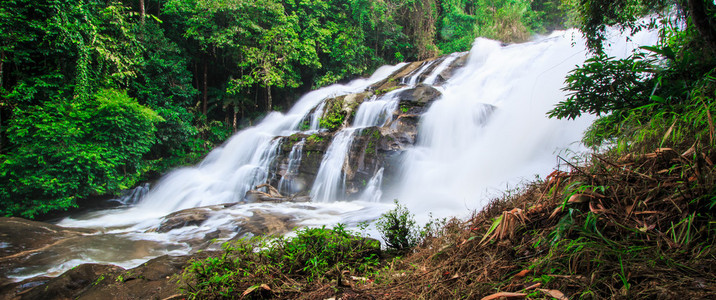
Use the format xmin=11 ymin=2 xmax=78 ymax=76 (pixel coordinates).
xmin=306 ymin=134 xmax=324 ymax=144
xmin=364 ymin=129 xmax=381 ymax=155
xmin=377 ymin=85 xmax=401 ymax=95
xmin=319 ymin=98 xmax=346 ymax=131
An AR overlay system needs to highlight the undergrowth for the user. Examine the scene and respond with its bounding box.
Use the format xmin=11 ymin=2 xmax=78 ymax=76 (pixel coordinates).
xmin=361 ymin=146 xmax=716 ymax=299
xmin=181 ymin=145 xmax=716 ymax=299
xmin=181 ymin=225 xmax=380 ymax=299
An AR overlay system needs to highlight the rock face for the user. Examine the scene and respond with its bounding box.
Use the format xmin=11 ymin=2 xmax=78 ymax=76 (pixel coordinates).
xmin=255 ymin=53 xmax=468 ymax=202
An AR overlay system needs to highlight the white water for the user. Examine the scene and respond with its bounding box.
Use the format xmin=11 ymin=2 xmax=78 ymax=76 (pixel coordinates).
xmin=309 ymin=102 xmax=326 ymax=131
xmin=310 ymin=129 xmax=359 ymax=202
xmin=404 ymin=59 xmax=438 ymax=86
xmin=16 ymin=63 xmax=406 ymax=280
xmin=278 ymin=139 xmax=306 ymax=195
xmin=352 ymin=90 xmax=403 ymax=128
xmin=310 ymin=63 xmax=439 ymax=202
xmin=392 ymin=29 xmax=659 ymax=223
xmin=361 ymin=168 xmax=385 ymax=203
xmin=11 ymin=27 xmax=660 ymax=281
xmin=58 ymin=63 xmax=406 ymax=230
xmin=422 ymin=53 xmax=463 ymax=85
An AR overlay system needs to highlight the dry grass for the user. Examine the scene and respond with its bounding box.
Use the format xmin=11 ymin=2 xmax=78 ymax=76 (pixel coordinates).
xmin=345 ymin=145 xmax=716 ymax=299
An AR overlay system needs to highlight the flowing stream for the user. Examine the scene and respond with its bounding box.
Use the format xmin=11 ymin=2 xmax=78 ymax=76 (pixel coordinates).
xmin=7 ymin=27 xmax=658 ymax=281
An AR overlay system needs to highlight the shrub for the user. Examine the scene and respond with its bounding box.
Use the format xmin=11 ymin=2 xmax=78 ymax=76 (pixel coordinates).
xmin=0 ymin=89 xmax=162 ymax=217
xmin=181 ymin=225 xmax=380 ymax=299
xmin=376 ymin=200 xmax=419 ymax=252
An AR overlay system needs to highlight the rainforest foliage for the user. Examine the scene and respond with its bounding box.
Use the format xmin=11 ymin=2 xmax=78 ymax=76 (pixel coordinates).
xmin=0 ymin=0 xmax=571 ymax=217
xmin=549 ymin=0 xmax=716 ymax=153
xmin=182 ymin=1 xmax=716 ymax=298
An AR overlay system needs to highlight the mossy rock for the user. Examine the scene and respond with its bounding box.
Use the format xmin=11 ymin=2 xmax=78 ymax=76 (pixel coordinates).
xmin=319 ymin=92 xmax=373 ymax=131
xmin=271 ymin=132 xmax=334 ymax=194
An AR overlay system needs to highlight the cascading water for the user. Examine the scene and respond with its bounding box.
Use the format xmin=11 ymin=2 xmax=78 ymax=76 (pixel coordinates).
xmin=11 ymin=27 xmax=660 ymax=281
xmin=421 ymin=53 xmax=463 ymax=85
xmin=278 ymin=139 xmax=306 ymax=195
xmin=58 ymin=63 xmax=406 ymax=229
xmin=392 ymin=29 xmax=659 ymax=222
xmin=404 ymin=59 xmax=439 ymax=86
xmin=11 ymin=63 xmax=407 ymax=280
xmin=310 ymin=64 xmax=438 ymax=202
xmin=310 ymin=129 xmax=359 ymax=202
xmin=309 ymin=102 xmax=326 ymax=132
xmin=361 ymin=168 xmax=385 ymax=203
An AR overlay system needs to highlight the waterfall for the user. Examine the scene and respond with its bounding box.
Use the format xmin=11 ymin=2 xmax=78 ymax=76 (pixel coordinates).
xmin=309 ymin=102 xmax=326 ymax=132
xmin=310 ymin=129 xmax=358 ymax=202
xmin=31 ymin=27 xmax=659 ymax=282
xmin=392 ymin=30 xmax=659 ymax=222
xmin=309 ymin=59 xmax=443 ymax=202
xmin=352 ymin=90 xmax=403 ymax=128
xmin=402 ymin=59 xmax=439 ymax=86
xmin=59 ymin=63 xmax=407 ymax=228
xmin=278 ymin=139 xmax=305 ymax=195
xmin=111 ymin=183 xmax=151 ymax=206
xmin=422 ymin=53 xmax=462 ymax=85
xmin=361 ymin=168 xmax=384 ymax=203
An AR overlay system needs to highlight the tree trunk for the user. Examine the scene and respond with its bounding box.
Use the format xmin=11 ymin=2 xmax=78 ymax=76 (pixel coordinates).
xmin=0 ymin=49 xmax=4 ymax=92
xmin=139 ymin=0 xmax=146 ymax=24
xmin=203 ymin=61 xmax=208 ymax=116
xmin=233 ymin=107 xmax=238 ymax=132
xmin=266 ymin=85 xmax=272 ymax=112
xmin=686 ymin=0 xmax=716 ymax=50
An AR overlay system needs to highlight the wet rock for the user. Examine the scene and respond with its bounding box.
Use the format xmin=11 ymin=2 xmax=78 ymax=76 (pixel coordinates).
xmin=369 ymin=61 xmax=419 ymax=92
xmin=370 ymin=58 xmax=443 ymax=93
xmin=433 ymin=53 xmax=468 ymax=85
xmin=155 ymin=207 xmax=213 ymax=233
xmin=397 ymin=84 xmax=441 ymax=106
xmin=0 ymin=217 xmax=97 ymax=284
xmin=319 ymin=92 xmax=373 ymax=132
xmin=383 ymin=115 xmax=419 ymax=148
xmin=0 ymin=276 xmax=51 ymax=300
xmin=245 ymin=190 xmax=310 ymax=203
xmin=15 ymin=263 xmax=124 ymax=300
xmin=342 ymin=127 xmax=390 ymax=197
xmin=0 ymin=217 xmax=96 ymax=259
xmin=10 ymin=253 xmax=219 ymax=300
xmin=233 ymin=210 xmax=295 ymax=239
xmin=271 ymin=132 xmax=332 ymax=195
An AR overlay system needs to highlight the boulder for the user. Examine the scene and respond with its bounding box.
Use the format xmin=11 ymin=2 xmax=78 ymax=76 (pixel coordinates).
xmin=155 ymin=207 xmax=214 ymax=233
xmin=13 ymin=263 xmax=124 ymax=300
xmin=318 ymin=92 xmax=373 ymax=132
xmin=397 ymin=84 xmax=442 ymax=106
xmin=270 ymin=132 xmax=332 ymax=196
xmin=8 ymin=252 xmax=219 ymax=300
xmin=370 ymin=61 xmax=421 ymax=93
xmin=233 ymin=210 xmax=295 ymax=239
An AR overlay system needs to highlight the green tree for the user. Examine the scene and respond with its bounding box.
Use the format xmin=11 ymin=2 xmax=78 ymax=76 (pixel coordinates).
xmin=550 ymin=0 xmax=716 ymax=151
xmin=0 ymin=89 xmax=161 ymax=217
